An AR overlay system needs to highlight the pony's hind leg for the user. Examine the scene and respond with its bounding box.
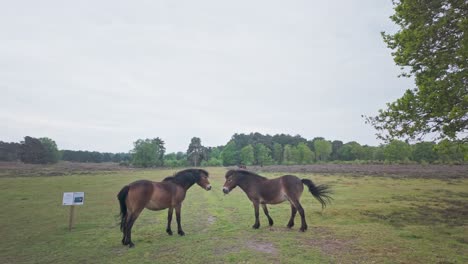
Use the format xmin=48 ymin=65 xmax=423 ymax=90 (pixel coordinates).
xmin=122 ymin=213 xmax=130 ymax=246
xmin=124 ymin=209 xmax=143 ymax=248
xmin=121 ymin=214 xmax=129 ymax=245
xmin=287 ymin=204 xmax=297 ymax=228
xmin=261 ymin=204 xmax=274 ymax=226
xmin=291 ymin=199 xmax=307 ymax=232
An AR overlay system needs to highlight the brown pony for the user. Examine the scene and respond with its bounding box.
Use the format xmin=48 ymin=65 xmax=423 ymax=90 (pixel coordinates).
xmin=222 ymin=169 xmax=332 ymax=232
xmin=117 ymin=169 xmax=211 ymax=247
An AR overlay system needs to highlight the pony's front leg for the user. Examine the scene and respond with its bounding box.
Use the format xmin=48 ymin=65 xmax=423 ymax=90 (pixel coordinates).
xmin=175 ymin=204 xmax=185 ymax=236
xmin=252 ymin=201 xmax=260 ymax=229
xmin=166 ymin=207 xmax=174 ymax=235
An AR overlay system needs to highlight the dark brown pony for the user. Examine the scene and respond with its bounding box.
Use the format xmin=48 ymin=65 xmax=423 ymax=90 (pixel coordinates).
xmin=117 ymin=169 xmax=211 ymax=247
xmin=222 ymin=169 xmax=332 ymax=232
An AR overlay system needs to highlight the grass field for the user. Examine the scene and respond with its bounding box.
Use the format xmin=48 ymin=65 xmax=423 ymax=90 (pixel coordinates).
xmin=0 ymin=166 xmax=467 ymax=263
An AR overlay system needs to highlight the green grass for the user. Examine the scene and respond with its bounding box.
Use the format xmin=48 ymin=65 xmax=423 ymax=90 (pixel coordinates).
xmin=0 ymin=167 xmax=467 ymax=263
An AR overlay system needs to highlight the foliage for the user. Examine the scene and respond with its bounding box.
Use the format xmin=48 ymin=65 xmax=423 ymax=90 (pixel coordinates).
xmin=19 ymin=136 xmax=59 ymax=164
xmin=373 ymin=146 xmax=385 ymax=161
xmin=2 ymin=132 xmax=466 ymax=166
xmin=282 ymin=144 xmax=295 ymax=165
xmin=254 ymin=143 xmax=273 ymax=166
xmin=412 ymin=142 xmax=438 ymax=163
xmin=61 ymin=150 xmax=130 ymax=163
xmin=434 ymin=139 xmax=467 ymax=162
xmin=330 ymin=140 xmax=343 ymax=160
xmin=272 ymin=143 xmax=283 ymax=164
xmin=221 ymin=141 xmax=238 ymax=166
xmin=0 ymin=141 xmax=20 ymax=161
xmin=384 ymin=140 xmax=412 ymax=162
xmin=338 ymin=141 xmax=364 ymax=161
xmin=206 ymin=147 xmax=222 ymax=160
xmin=239 ymin=145 xmax=255 ymax=165
xmin=366 ymin=0 xmax=468 ymax=142
xmin=131 ymin=138 xmax=166 ymax=167
xmin=38 ymin=137 xmax=60 ymax=163
xmin=313 ymin=139 xmax=332 ymax=161
xmin=201 ymin=157 xmax=223 ymax=166
xmin=187 ymin=137 xmax=206 ymax=166
xmin=296 ymin=142 xmax=314 ymax=164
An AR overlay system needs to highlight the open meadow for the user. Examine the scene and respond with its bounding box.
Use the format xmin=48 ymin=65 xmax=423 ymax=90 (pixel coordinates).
xmin=0 ymin=165 xmax=467 ymax=263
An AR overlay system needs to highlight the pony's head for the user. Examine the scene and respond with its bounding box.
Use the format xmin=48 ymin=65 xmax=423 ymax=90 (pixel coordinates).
xmin=222 ymin=170 xmax=242 ymax=194
xmin=195 ymin=169 xmax=211 ymax=191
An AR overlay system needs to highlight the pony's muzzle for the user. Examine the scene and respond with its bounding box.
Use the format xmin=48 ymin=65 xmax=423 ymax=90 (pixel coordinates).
xmin=222 ymin=187 xmax=229 ymax=194
xmin=206 ymin=185 xmax=212 ymax=191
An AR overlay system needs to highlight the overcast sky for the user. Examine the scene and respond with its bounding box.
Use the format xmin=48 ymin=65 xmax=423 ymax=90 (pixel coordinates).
xmin=1 ymin=0 xmax=414 ymax=153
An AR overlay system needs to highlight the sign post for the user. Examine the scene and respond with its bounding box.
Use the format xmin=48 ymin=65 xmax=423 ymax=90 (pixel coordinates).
xmin=69 ymin=205 xmax=75 ymax=231
xmin=62 ymin=192 xmax=84 ymax=231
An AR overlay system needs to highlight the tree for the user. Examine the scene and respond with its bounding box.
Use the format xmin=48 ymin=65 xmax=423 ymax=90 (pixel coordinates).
xmin=187 ymin=137 xmax=206 ymax=166
xmin=19 ymin=136 xmax=47 ymax=164
xmin=361 ymin=145 xmax=376 ymax=161
xmin=201 ymin=157 xmax=223 ymax=166
xmin=366 ymin=0 xmax=468 ymax=142
xmin=206 ymin=147 xmax=222 ymax=160
xmin=373 ymin=145 xmax=385 ymax=161
xmin=330 ymin=140 xmax=343 ymax=160
xmin=39 ymin=137 xmax=60 ymax=163
xmin=254 ymin=144 xmax=273 ymax=166
xmin=434 ymin=139 xmax=467 ymax=163
xmin=272 ymin=143 xmax=283 ymax=164
xmin=412 ymin=142 xmax=438 ymax=163
xmin=221 ymin=141 xmax=238 ymax=166
xmin=384 ymin=140 xmax=412 ymax=162
xmin=313 ymin=139 xmax=332 ymax=161
xmin=131 ymin=138 xmax=165 ymax=167
xmin=0 ymin=141 xmax=20 ymax=161
xmin=240 ymin=145 xmax=255 ymax=165
xmin=290 ymin=145 xmax=301 ymax=164
xmin=297 ymin=142 xmax=314 ymax=164
xmin=283 ymin=144 xmax=294 ymax=165
xmin=338 ymin=142 xmax=363 ymax=161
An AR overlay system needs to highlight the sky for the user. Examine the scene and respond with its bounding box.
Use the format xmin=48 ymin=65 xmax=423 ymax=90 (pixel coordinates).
xmin=0 ymin=0 xmax=415 ymax=153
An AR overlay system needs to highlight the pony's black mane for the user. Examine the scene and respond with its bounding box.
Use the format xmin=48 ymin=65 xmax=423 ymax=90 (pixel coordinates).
xmin=163 ymin=169 xmax=208 ymax=188
xmin=226 ymin=169 xmax=267 ymax=180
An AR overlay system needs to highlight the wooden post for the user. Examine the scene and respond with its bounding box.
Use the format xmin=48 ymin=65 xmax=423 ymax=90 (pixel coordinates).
xmin=68 ymin=205 xmax=75 ymax=231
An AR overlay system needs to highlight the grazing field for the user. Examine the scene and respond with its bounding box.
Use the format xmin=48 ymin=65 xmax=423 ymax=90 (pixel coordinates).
xmin=0 ymin=165 xmax=467 ymax=263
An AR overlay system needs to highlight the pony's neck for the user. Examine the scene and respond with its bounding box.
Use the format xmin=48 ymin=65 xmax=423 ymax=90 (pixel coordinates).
xmin=177 ymin=180 xmax=196 ymax=190
xmin=237 ymin=173 xmax=266 ymax=192
xmin=165 ymin=173 xmax=198 ymax=190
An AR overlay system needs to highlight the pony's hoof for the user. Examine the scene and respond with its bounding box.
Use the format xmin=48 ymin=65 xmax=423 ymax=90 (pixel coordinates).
xmin=129 ymin=242 xmax=135 ymax=248
xmin=166 ymin=229 xmax=173 ymax=236
xmin=299 ymin=227 xmax=307 ymax=232
xmin=287 ymin=223 xmax=294 ymax=229
xmin=252 ymin=224 xmax=260 ymax=229
xmin=178 ymin=230 xmax=185 ymax=236
xmin=268 ymin=221 xmax=274 ymax=227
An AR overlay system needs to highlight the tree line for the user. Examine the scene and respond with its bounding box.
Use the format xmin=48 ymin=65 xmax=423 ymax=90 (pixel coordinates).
xmin=0 ymin=136 xmax=130 ymax=164
xmin=1 ymin=133 xmax=466 ymax=166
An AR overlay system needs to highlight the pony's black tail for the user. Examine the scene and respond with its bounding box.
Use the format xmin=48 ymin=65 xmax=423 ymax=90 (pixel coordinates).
xmin=301 ymin=179 xmax=333 ymax=209
xmin=117 ymin=185 xmax=130 ymax=231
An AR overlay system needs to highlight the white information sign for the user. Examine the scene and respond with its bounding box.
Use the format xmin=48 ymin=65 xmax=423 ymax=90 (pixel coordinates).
xmin=63 ymin=192 xmax=85 ymax=205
